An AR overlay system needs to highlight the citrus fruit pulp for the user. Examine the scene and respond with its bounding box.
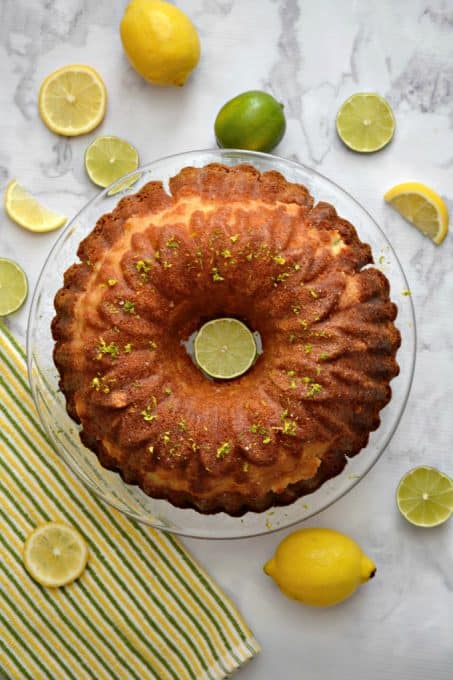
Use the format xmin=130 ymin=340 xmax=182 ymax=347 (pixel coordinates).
xmin=4 ymin=180 xmax=67 ymax=233
xmin=396 ymin=466 xmax=453 ymax=527
xmin=23 ymin=522 xmax=89 ymax=588
xmin=336 ymin=92 xmax=395 ymax=152
xmin=39 ymin=64 xmax=107 ymax=136
xmin=0 ymin=258 xmax=28 ymax=316
xmin=214 ymin=90 xmax=286 ymax=152
xmin=85 ymin=135 xmax=139 ymax=188
xmin=194 ymin=318 xmax=257 ymax=379
xmin=384 ymin=181 xmax=448 ymax=245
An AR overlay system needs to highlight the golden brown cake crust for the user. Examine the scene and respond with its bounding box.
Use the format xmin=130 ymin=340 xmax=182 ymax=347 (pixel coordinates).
xmin=52 ymin=163 xmax=400 ymax=515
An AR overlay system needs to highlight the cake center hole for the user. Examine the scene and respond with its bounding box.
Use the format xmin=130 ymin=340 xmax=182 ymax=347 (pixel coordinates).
xmin=183 ymin=317 xmax=263 ymax=380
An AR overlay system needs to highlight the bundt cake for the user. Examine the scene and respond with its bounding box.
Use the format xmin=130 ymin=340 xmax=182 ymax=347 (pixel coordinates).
xmin=52 ymin=163 xmax=400 ymax=515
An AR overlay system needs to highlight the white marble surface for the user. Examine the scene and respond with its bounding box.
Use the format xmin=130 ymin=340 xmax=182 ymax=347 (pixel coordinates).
xmin=1 ymin=1 xmax=453 ymax=678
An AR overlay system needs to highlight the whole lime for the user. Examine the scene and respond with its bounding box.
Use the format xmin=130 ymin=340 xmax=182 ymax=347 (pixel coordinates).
xmin=214 ymin=91 xmax=286 ymax=152
xmin=120 ymin=0 xmax=200 ymax=86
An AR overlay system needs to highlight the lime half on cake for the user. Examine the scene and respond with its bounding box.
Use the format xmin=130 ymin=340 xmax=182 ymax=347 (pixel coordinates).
xmin=194 ymin=318 xmax=257 ymax=379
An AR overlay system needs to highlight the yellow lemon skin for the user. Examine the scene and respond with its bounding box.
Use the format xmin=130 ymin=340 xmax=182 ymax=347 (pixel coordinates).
xmin=120 ymin=0 xmax=200 ymax=86
xmin=264 ymin=528 xmax=376 ymax=607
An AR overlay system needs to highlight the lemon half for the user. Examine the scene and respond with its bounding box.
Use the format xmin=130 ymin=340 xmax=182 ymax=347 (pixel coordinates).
xmin=23 ymin=523 xmax=89 ymax=588
xmin=39 ymin=64 xmax=107 ymax=136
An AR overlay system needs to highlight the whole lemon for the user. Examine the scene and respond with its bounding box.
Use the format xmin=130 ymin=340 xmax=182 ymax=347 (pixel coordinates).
xmin=214 ymin=90 xmax=286 ymax=152
xmin=264 ymin=528 xmax=376 ymax=607
xmin=120 ymin=0 xmax=200 ymax=86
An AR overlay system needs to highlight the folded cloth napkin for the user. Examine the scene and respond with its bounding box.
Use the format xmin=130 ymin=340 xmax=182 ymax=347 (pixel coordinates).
xmin=0 ymin=322 xmax=260 ymax=680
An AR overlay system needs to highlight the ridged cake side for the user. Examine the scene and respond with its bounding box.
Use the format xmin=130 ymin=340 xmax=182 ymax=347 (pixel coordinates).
xmin=52 ymin=163 xmax=400 ymax=515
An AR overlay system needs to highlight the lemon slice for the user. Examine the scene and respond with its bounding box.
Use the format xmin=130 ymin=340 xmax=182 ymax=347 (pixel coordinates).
xmin=85 ymin=135 xmax=139 ymax=188
xmin=0 ymin=258 xmax=28 ymax=316
xmin=194 ymin=318 xmax=257 ymax=380
xmin=384 ymin=182 xmax=449 ymax=245
xmin=23 ymin=522 xmax=89 ymax=588
xmin=4 ymin=180 xmax=67 ymax=233
xmin=396 ymin=467 xmax=453 ymax=527
xmin=336 ymin=92 xmax=395 ymax=152
xmin=39 ymin=64 xmax=107 ymax=136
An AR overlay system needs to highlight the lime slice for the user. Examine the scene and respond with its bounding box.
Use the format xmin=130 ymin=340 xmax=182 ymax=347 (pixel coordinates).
xmin=396 ymin=466 xmax=453 ymax=527
xmin=0 ymin=258 xmax=28 ymax=316
xmin=39 ymin=64 xmax=107 ymax=137
xmin=194 ymin=318 xmax=257 ymax=379
xmin=23 ymin=522 xmax=89 ymax=588
xmin=4 ymin=180 xmax=67 ymax=233
xmin=384 ymin=182 xmax=449 ymax=245
xmin=85 ymin=135 xmax=140 ymax=188
xmin=336 ymin=92 xmax=395 ymax=153
xmin=107 ymin=172 xmax=142 ymax=197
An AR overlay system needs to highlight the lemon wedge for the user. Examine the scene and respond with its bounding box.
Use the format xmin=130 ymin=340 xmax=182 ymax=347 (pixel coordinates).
xmin=384 ymin=182 xmax=449 ymax=245
xmin=39 ymin=64 xmax=107 ymax=136
xmin=4 ymin=180 xmax=67 ymax=233
xmin=23 ymin=523 xmax=89 ymax=588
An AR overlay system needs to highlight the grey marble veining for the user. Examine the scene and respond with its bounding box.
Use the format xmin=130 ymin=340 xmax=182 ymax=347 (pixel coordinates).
xmin=1 ymin=1 xmax=453 ymax=679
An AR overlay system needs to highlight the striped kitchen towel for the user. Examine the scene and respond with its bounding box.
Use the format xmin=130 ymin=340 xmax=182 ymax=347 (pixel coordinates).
xmin=0 ymin=322 xmax=260 ymax=680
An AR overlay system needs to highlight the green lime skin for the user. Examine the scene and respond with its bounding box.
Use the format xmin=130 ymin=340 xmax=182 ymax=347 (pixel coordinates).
xmin=214 ymin=90 xmax=286 ymax=153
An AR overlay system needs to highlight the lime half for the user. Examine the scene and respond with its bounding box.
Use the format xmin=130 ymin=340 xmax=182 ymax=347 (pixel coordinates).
xmin=336 ymin=92 xmax=395 ymax=153
xmin=85 ymin=135 xmax=139 ymax=188
xmin=0 ymin=258 xmax=28 ymax=316
xmin=194 ymin=318 xmax=257 ymax=379
xmin=396 ymin=466 xmax=453 ymax=527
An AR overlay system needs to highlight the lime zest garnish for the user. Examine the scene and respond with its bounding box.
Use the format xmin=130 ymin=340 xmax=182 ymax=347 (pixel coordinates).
xmin=216 ymin=442 xmax=232 ymax=459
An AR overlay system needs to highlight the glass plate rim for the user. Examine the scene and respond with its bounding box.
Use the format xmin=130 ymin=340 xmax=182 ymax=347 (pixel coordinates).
xmin=27 ymin=148 xmax=417 ymax=540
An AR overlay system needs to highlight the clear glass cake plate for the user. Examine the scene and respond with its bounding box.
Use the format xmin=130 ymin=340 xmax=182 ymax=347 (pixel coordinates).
xmin=27 ymin=149 xmax=416 ymax=539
